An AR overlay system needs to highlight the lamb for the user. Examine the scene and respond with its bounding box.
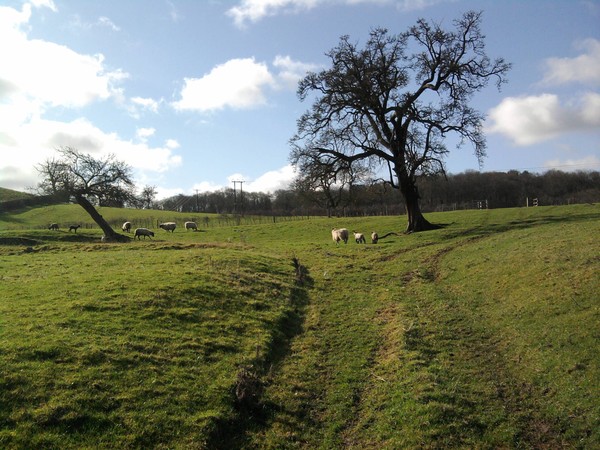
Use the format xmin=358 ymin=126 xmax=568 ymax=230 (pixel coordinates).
xmin=353 ymin=232 xmax=366 ymax=244
xmin=134 ymin=228 xmax=154 ymax=240
xmin=331 ymin=228 xmax=349 ymax=244
xmin=159 ymin=222 xmax=177 ymax=232
xmin=69 ymin=225 xmax=81 ymax=233
xmin=184 ymin=221 xmax=198 ymax=231
xmin=122 ymin=221 xmax=132 ymax=233
xmin=48 ymin=223 xmax=59 ymax=231
xmin=371 ymin=231 xmax=398 ymax=243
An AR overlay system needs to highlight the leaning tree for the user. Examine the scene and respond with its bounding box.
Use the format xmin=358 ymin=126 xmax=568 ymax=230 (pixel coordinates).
xmin=290 ymin=11 xmax=511 ymax=232
xmin=36 ymin=146 xmax=135 ymax=242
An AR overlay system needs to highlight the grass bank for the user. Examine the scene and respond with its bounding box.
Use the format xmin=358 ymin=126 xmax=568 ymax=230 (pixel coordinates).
xmin=0 ymin=204 xmax=598 ymax=448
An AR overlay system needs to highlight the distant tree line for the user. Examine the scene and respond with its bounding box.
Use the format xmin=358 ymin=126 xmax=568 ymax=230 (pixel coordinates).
xmin=23 ymin=162 xmax=600 ymax=217
xmin=158 ymin=170 xmax=599 ymax=217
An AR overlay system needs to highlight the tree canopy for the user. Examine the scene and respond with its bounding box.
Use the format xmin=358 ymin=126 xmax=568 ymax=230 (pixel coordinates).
xmin=290 ymin=11 xmax=511 ymax=232
xmin=36 ymin=147 xmax=135 ymax=241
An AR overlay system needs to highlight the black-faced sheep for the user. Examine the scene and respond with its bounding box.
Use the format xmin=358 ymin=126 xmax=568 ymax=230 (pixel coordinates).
xmin=134 ymin=228 xmax=154 ymax=240
xmin=371 ymin=232 xmax=379 ymax=244
xmin=69 ymin=225 xmax=81 ymax=233
xmin=122 ymin=221 xmax=132 ymax=233
xmin=331 ymin=228 xmax=349 ymax=244
xmin=159 ymin=222 xmax=176 ymax=232
xmin=48 ymin=223 xmax=59 ymax=230
xmin=184 ymin=221 xmax=197 ymax=231
xmin=353 ymin=232 xmax=366 ymax=244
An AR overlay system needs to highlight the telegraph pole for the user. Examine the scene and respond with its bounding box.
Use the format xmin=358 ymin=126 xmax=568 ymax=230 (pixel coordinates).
xmin=239 ymin=181 xmax=244 ymax=215
xmin=232 ymin=180 xmax=244 ymax=215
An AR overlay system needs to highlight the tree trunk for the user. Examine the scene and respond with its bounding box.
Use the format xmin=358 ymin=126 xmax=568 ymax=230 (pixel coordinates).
xmin=401 ymin=181 xmax=438 ymax=233
xmin=75 ymin=195 xmax=130 ymax=242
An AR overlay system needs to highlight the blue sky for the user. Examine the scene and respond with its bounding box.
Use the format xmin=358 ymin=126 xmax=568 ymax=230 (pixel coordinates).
xmin=1 ymin=0 xmax=599 ymax=199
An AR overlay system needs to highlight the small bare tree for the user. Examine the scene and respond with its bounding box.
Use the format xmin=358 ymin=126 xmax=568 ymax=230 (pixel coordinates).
xmin=139 ymin=185 xmax=158 ymax=209
xmin=36 ymin=146 xmax=135 ymax=242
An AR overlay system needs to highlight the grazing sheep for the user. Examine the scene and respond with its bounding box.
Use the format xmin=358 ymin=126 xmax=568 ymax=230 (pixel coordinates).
xmin=371 ymin=232 xmax=379 ymax=244
xmin=353 ymin=232 xmax=366 ymax=244
xmin=122 ymin=221 xmax=132 ymax=233
xmin=184 ymin=221 xmax=198 ymax=231
xmin=48 ymin=223 xmax=59 ymax=231
xmin=69 ymin=225 xmax=81 ymax=233
xmin=159 ymin=222 xmax=177 ymax=232
xmin=134 ymin=228 xmax=154 ymax=240
xmin=331 ymin=228 xmax=349 ymax=244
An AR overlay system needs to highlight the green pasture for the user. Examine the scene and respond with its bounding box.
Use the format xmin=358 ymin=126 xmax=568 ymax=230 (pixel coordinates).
xmin=0 ymin=203 xmax=598 ymax=448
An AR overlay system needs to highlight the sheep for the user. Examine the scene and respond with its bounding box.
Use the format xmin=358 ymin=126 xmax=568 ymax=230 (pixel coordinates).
xmin=159 ymin=222 xmax=177 ymax=232
xmin=184 ymin=221 xmax=198 ymax=231
xmin=331 ymin=228 xmax=349 ymax=244
xmin=69 ymin=225 xmax=81 ymax=233
xmin=48 ymin=223 xmax=59 ymax=231
xmin=371 ymin=231 xmax=398 ymax=243
xmin=353 ymin=231 xmax=366 ymax=244
xmin=122 ymin=221 xmax=132 ymax=233
xmin=134 ymin=228 xmax=154 ymax=240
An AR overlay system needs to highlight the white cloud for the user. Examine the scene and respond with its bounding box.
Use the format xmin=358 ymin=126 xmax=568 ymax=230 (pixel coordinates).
xmin=0 ymin=4 xmax=180 ymax=192
xmin=541 ymin=38 xmax=600 ymax=86
xmin=131 ymin=97 xmax=160 ymax=113
xmin=227 ymin=0 xmax=317 ymax=27
xmin=487 ymin=93 xmax=600 ymax=146
xmin=31 ymin=0 xmax=57 ymax=12
xmin=136 ymin=127 xmax=156 ymax=142
xmin=97 ymin=16 xmax=120 ymax=31
xmin=172 ymin=56 xmax=317 ymax=113
xmin=0 ymin=4 xmax=127 ymax=114
xmin=227 ymin=0 xmax=451 ymax=27
xmin=273 ymin=55 xmax=319 ymax=89
xmin=174 ymin=165 xmax=296 ymax=197
xmin=173 ymin=58 xmax=276 ymax=112
xmin=192 ymin=181 xmax=225 ymax=193
xmin=228 ymin=165 xmax=297 ymax=193
xmin=543 ymin=155 xmax=600 ymax=172
xmin=165 ymin=139 xmax=180 ymax=149
xmin=0 ymin=116 xmax=182 ymax=191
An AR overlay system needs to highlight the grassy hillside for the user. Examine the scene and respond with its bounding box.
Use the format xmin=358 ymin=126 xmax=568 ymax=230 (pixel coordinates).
xmin=0 ymin=203 xmax=305 ymax=231
xmin=0 ymin=187 xmax=34 ymax=203
xmin=0 ymin=204 xmax=598 ymax=448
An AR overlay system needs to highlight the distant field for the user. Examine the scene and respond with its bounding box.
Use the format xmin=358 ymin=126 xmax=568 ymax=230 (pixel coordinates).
xmin=0 ymin=203 xmax=598 ymax=448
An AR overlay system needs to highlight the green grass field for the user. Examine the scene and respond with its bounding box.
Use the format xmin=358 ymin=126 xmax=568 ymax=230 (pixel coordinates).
xmin=1 ymin=203 xmax=598 ymax=448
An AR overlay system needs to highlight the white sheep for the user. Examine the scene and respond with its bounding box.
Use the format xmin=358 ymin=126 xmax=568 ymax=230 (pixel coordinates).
xmin=331 ymin=228 xmax=349 ymax=244
xmin=184 ymin=221 xmax=198 ymax=231
xmin=353 ymin=232 xmax=366 ymax=244
xmin=371 ymin=231 xmax=379 ymax=244
xmin=134 ymin=228 xmax=154 ymax=240
xmin=159 ymin=222 xmax=177 ymax=232
xmin=122 ymin=221 xmax=132 ymax=233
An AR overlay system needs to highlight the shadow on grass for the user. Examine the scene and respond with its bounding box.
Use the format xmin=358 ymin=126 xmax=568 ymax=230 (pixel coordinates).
xmin=206 ymin=259 xmax=313 ymax=449
xmin=439 ymin=209 xmax=600 ymax=241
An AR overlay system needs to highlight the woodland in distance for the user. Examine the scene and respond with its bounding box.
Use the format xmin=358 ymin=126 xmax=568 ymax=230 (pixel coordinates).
xmin=3 ymin=169 xmax=598 ymax=218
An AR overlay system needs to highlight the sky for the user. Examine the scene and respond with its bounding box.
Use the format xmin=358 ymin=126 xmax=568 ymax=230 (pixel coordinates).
xmin=1 ymin=0 xmax=599 ymax=200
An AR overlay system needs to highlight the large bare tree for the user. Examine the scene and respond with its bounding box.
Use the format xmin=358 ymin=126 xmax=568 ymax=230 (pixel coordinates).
xmin=290 ymin=11 xmax=511 ymax=232
xmin=36 ymin=146 xmax=135 ymax=242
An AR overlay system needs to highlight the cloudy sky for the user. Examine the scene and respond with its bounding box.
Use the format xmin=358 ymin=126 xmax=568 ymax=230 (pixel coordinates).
xmin=1 ymin=0 xmax=599 ymax=199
